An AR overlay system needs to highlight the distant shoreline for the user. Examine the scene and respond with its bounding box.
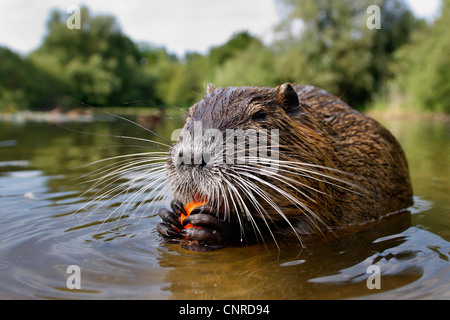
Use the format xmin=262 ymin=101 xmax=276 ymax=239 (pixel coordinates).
xmin=0 ymin=107 xmax=448 ymax=123
xmin=0 ymin=107 xmax=185 ymax=124
xmin=365 ymin=109 xmax=450 ymax=122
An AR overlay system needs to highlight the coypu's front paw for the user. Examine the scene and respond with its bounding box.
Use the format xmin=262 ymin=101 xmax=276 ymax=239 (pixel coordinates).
xmin=156 ymin=199 xmax=186 ymax=240
xmin=157 ymin=200 xmax=237 ymax=252
xmin=180 ymin=205 xmax=237 ymax=251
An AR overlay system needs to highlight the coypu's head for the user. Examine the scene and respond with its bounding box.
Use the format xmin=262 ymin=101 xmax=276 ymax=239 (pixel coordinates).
xmin=166 ymin=83 xmax=360 ymax=244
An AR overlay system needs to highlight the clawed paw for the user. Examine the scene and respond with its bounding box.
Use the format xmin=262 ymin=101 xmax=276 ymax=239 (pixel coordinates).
xmin=156 ymin=199 xmax=236 ymax=251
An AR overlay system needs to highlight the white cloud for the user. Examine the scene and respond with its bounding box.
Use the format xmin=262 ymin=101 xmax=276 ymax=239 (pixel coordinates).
xmin=91 ymin=0 xmax=280 ymax=54
xmin=0 ymin=0 xmax=278 ymax=55
xmin=406 ymin=0 xmax=441 ymax=20
xmin=0 ymin=0 xmax=441 ymax=56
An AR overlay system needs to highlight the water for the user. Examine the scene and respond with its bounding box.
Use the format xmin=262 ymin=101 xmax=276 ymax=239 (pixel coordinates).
xmin=0 ymin=115 xmax=449 ymax=299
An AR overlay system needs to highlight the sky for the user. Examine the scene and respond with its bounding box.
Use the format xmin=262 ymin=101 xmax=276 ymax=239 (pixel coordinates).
xmin=0 ymin=0 xmax=442 ymax=56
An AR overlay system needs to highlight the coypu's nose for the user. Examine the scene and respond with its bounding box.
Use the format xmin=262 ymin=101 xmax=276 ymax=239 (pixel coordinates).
xmin=176 ymin=150 xmax=208 ymax=169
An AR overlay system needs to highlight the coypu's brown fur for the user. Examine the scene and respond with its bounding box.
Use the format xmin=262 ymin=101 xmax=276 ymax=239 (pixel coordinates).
xmin=160 ymin=83 xmax=413 ymax=248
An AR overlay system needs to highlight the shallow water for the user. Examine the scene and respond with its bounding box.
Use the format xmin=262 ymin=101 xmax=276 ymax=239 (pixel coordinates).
xmin=0 ymin=115 xmax=449 ymax=299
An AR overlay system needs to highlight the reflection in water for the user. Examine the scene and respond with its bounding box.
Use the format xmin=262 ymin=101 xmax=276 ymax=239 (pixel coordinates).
xmin=0 ymin=117 xmax=449 ymax=299
xmin=156 ymin=206 xmax=450 ymax=299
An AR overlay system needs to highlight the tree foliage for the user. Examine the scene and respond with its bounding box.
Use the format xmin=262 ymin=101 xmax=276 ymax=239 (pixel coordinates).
xmin=212 ymin=35 xmax=279 ymax=87
xmin=0 ymin=47 xmax=63 ymax=110
xmin=0 ymin=2 xmax=448 ymax=113
xmin=275 ymin=0 xmax=419 ymax=107
xmin=28 ymin=7 xmax=155 ymax=107
xmin=393 ymin=0 xmax=450 ymax=112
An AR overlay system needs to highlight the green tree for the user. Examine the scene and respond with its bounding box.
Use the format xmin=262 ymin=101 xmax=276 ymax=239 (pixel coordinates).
xmin=393 ymin=0 xmax=450 ymax=112
xmin=205 ymin=31 xmax=282 ymax=88
xmin=370 ymin=1 xmax=421 ymax=88
xmin=142 ymin=32 xmax=262 ymax=108
xmin=274 ymin=0 xmax=418 ymax=108
xmin=138 ymin=43 xmax=180 ymax=107
xmin=30 ymin=6 xmax=155 ymax=107
xmin=212 ymin=41 xmax=279 ymax=87
xmin=0 ymin=47 xmax=63 ymax=110
xmin=164 ymin=52 xmax=209 ymax=107
xmin=208 ymin=31 xmax=259 ymax=69
xmin=0 ymin=47 xmax=30 ymax=110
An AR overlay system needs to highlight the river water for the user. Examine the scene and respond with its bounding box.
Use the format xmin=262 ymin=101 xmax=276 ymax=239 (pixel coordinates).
xmin=0 ymin=113 xmax=449 ymax=299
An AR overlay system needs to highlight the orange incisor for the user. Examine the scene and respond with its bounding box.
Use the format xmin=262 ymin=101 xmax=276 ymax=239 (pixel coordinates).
xmin=181 ymin=200 xmax=207 ymax=229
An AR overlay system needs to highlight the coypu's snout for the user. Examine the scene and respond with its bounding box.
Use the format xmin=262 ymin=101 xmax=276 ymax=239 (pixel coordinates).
xmin=167 ymin=124 xmax=225 ymax=207
xmin=166 ymin=83 xmax=301 ymax=215
xmin=175 ymin=154 xmax=208 ymax=170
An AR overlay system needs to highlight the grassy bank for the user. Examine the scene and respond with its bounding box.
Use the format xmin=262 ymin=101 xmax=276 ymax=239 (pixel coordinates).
xmin=365 ymin=99 xmax=450 ymax=122
xmin=0 ymin=106 xmax=187 ymax=124
xmin=1 ymin=103 xmax=449 ymax=124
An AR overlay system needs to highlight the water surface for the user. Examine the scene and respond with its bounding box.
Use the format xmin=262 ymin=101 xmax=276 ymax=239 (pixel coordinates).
xmin=0 ymin=115 xmax=449 ymax=299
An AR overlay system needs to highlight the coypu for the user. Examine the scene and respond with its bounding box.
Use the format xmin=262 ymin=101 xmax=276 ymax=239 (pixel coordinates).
xmin=156 ymin=83 xmax=413 ymax=251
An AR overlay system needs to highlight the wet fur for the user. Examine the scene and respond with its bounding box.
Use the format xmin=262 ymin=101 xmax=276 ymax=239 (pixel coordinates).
xmin=165 ymin=84 xmax=413 ymax=247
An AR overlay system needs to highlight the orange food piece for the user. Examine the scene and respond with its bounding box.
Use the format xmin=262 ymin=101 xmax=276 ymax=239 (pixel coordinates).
xmin=181 ymin=200 xmax=207 ymax=229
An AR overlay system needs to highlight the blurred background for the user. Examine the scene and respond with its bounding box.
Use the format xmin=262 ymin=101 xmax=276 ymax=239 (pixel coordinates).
xmin=0 ymin=1 xmax=449 ymax=300
xmin=0 ymin=0 xmax=448 ymax=114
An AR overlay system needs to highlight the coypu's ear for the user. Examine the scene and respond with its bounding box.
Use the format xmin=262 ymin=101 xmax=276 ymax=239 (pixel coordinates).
xmin=206 ymin=83 xmax=216 ymax=95
xmin=275 ymin=83 xmax=300 ymax=115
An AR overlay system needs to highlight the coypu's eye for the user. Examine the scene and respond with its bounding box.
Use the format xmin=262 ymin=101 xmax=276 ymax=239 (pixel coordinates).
xmin=252 ymin=110 xmax=267 ymax=122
